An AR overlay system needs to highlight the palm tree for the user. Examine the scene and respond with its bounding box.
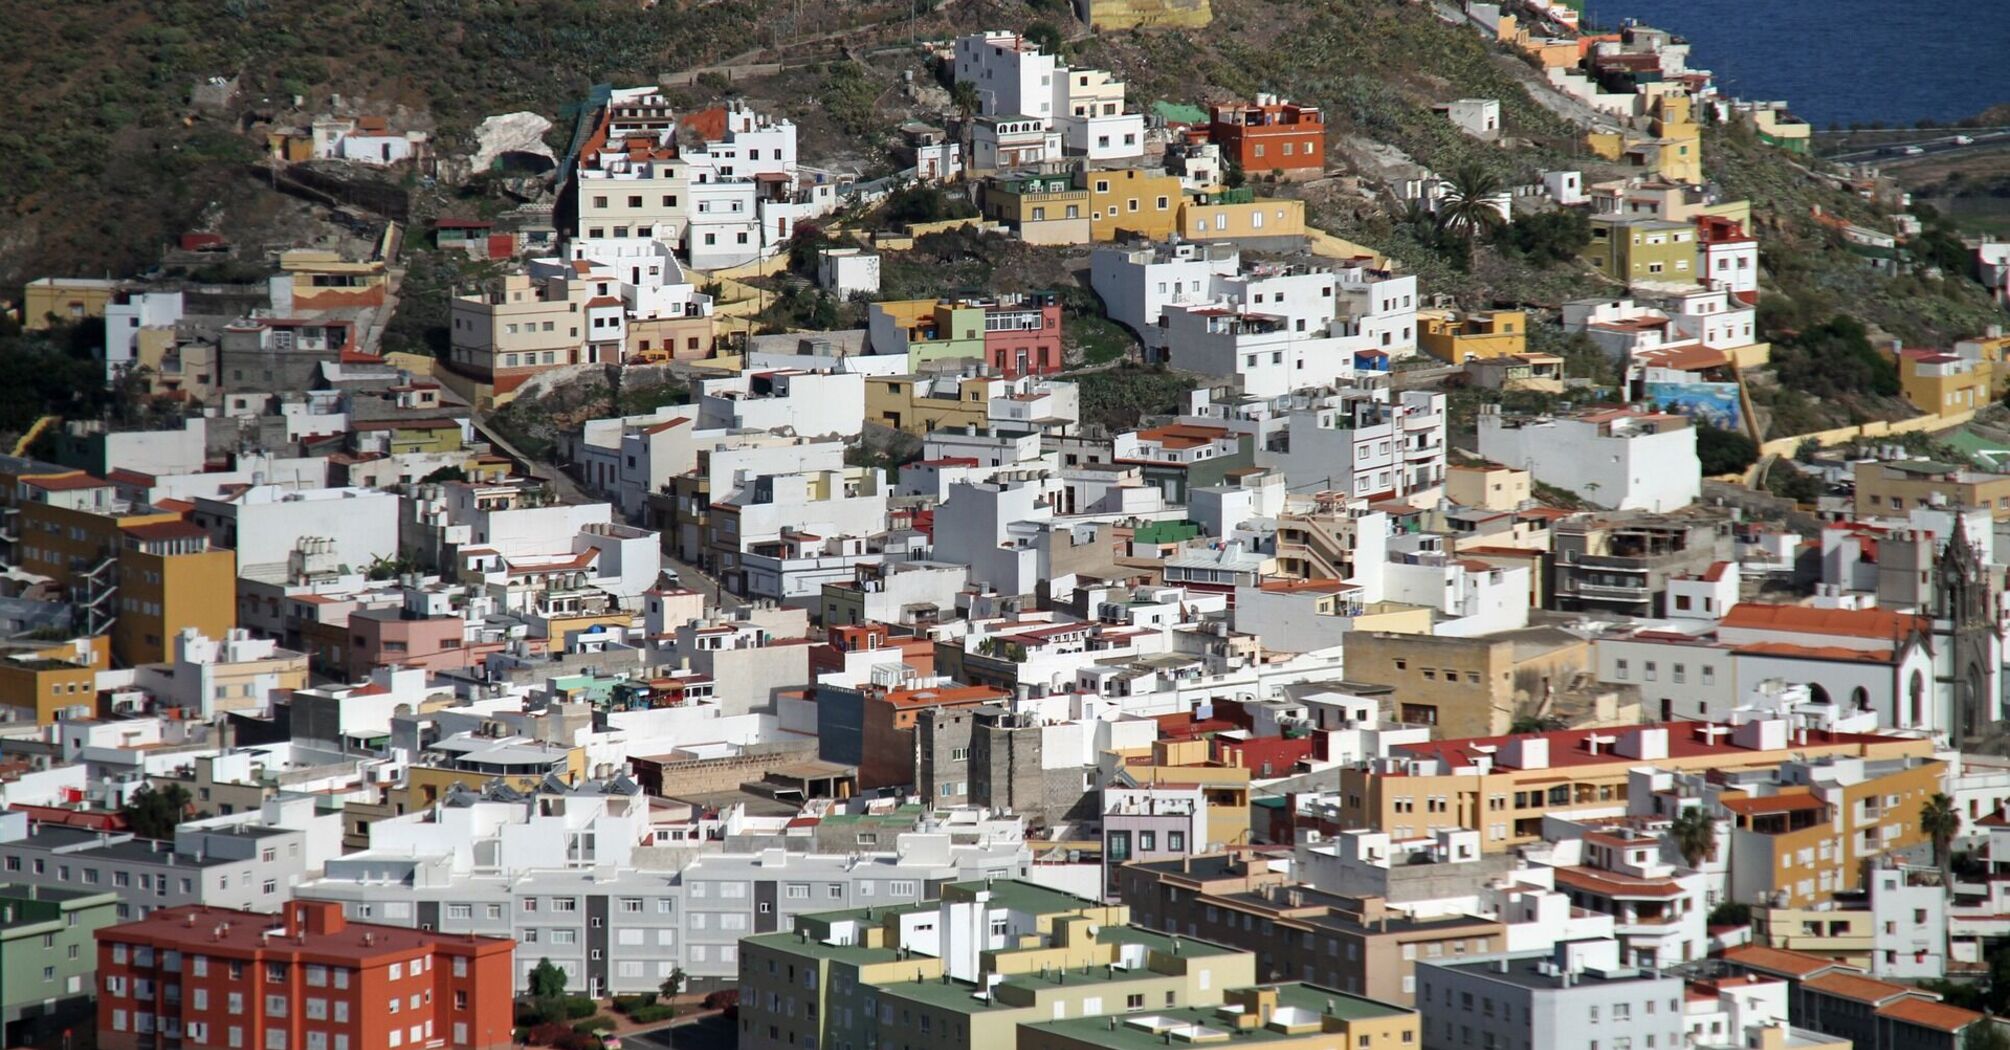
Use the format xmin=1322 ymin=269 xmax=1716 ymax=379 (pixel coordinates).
xmin=949 ymin=80 xmax=980 ymax=181
xmin=1922 ymin=792 xmax=1961 ymax=880
xmin=1436 ymin=162 xmax=1507 ymax=239
xmin=1670 ymin=805 xmax=1717 ymax=869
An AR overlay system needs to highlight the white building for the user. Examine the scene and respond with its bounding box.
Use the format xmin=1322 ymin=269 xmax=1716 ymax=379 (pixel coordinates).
xmin=953 ymin=31 xmax=1142 ymax=167
xmin=816 ymin=247 xmax=881 ymax=298
xmin=1259 ymin=387 xmax=1449 ymax=500
xmin=1439 ymin=98 xmax=1501 ymax=140
xmin=1417 ymin=939 xmax=1688 ymax=1050
xmin=103 ymin=291 xmax=184 ymax=383
xmin=1382 ymin=535 xmax=1532 ymax=637
xmin=191 ymin=485 xmax=401 ymax=583
xmin=696 ymin=369 xmax=865 ymax=438
xmin=933 ymin=475 xmax=1058 ymax=598
xmin=1479 ymin=406 xmax=1699 ymax=512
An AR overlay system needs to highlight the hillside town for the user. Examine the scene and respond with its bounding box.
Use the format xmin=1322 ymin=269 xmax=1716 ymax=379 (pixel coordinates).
xmin=5 ymin=3 xmax=2010 ymax=1050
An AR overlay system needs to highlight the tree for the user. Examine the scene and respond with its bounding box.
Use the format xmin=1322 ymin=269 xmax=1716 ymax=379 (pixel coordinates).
xmin=527 ymin=958 xmax=568 ymax=1000
xmin=1706 ymin=901 xmax=1750 ymax=927
xmin=1922 ymin=792 xmax=1961 ymax=881
xmin=1023 ymin=21 xmax=1064 ymax=56
xmin=1696 ymin=425 xmax=1759 ymax=476
xmin=949 ymin=80 xmax=980 ymax=180
xmin=419 ymin=465 xmax=467 ymax=484
xmin=660 ymin=967 xmax=687 ymax=998
xmin=1670 ymin=806 xmax=1718 ymax=869
xmin=1495 ymin=208 xmax=1592 ymax=266
xmin=120 ymin=784 xmax=191 ymax=838
xmin=1435 ymin=163 xmax=1507 ymax=239
xmin=883 ymin=183 xmax=975 ymax=226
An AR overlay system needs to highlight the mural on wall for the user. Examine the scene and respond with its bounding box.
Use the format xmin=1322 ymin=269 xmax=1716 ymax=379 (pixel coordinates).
xmin=1646 ymin=380 xmax=1741 ymax=430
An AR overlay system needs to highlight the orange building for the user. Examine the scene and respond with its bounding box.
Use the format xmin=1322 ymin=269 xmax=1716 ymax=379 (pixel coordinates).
xmin=97 ymin=900 xmax=515 ymax=1050
xmin=1208 ymin=94 xmax=1326 ymax=174
xmin=859 ymin=682 xmax=1005 ymax=790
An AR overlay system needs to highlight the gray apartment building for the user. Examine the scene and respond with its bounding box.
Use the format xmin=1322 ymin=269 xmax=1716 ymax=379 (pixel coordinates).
xmin=0 ymin=813 xmax=308 ymax=920
xmin=296 ymin=838 xmax=1032 ymax=995
xmin=1415 ymin=940 xmax=1687 ymax=1050
xmin=294 ymin=853 xmax=684 ymax=998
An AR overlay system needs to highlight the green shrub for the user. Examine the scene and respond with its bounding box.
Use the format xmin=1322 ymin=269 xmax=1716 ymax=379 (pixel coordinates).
xmin=572 ymin=1017 xmax=616 ymax=1034
xmin=624 ymin=1003 xmax=678 ymax=1024
xmin=613 ymin=994 xmax=659 ymax=1015
xmin=562 ymin=997 xmax=599 ymax=1020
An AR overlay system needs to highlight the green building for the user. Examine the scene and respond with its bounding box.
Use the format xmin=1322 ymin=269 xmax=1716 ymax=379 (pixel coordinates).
xmin=1582 ymin=215 xmax=1699 ymax=285
xmin=734 ymin=880 xmax=1418 ymax=1050
xmin=1 ymin=883 xmax=120 ymax=1046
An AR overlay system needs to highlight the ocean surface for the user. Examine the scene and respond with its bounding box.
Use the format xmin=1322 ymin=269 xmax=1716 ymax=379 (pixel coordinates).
xmin=1585 ymin=0 xmax=2010 ymax=128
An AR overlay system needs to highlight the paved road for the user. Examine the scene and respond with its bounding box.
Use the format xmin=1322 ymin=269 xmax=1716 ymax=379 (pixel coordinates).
xmin=1826 ymin=130 xmax=2010 ymax=165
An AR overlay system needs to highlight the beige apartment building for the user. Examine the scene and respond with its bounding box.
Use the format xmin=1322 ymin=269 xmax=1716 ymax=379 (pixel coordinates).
xmin=1117 ymin=855 xmax=1504 ymax=1004
xmin=448 ymin=273 xmax=595 ymax=388
xmin=1330 ymin=722 xmax=1934 ymax=854
xmin=1854 ymin=460 xmax=2010 ymax=520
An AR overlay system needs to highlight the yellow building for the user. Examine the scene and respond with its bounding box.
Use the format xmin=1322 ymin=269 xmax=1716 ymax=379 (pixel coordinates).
xmin=277 ymin=231 xmax=395 ymax=312
xmin=403 ymin=738 xmax=587 ymax=807
xmin=20 ymin=278 xmax=120 ymax=329
xmin=1584 ymin=215 xmax=1699 ymax=285
xmin=1101 ymin=738 xmax=1251 ymax=848
xmin=1895 ymin=349 xmax=1994 ymax=415
xmin=1330 ymin=722 xmax=1933 ymax=854
xmin=1445 ymin=462 xmax=1532 ymax=511
xmin=1022 ymin=984 xmax=1418 ymax=1050
xmin=982 ymin=172 xmax=1093 ymax=246
xmin=1958 ymin=334 xmax=2010 ymax=396
xmin=864 ymin=373 xmax=992 ymax=435
xmin=1340 ymin=628 xmax=1595 ymax=738
xmin=1081 ymin=167 xmax=1184 ymax=242
xmin=736 ymin=880 xmax=1419 ymax=1050
xmin=1722 ymin=755 xmax=1943 ymax=908
xmin=112 ymin=521 xmax=238 ymax=667
xmin=1751 ymin=905 xmax=1875 ymax=969
xmin=1853 ymin=460 xmax=2010 ymax=521
xmin=1418 ymin=309 xmax=1527 ymax=362
xmin=0 ymin=635 xmax=108 ymax=724
xmin=1178 ymin=193 xmax=1307 ymax=241
xmin=1649 ymin=94 xmax=1704 ymax=184
xmin=1075 ymin=0 xmax=1212 ymax=31
xmin=15 ymin=475 xmax=180 ymax=594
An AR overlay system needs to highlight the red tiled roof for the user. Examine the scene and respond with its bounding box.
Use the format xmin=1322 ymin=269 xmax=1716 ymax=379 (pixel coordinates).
xmin=1877 ymin=997 xmax=1984 ymax=1032
xmin=1802 ymin=971 xmax=1918 ymax=1006
xmin=1551 ymin=866 xmax=1685 ymax=899
xmin=121 ymin=521 xmax=206 ymax=542
xmin=1393 ymin=721 xmax=1890 ymax=772
xmin=21 ymin=473 xmax=108 ymax=491
xmin=1718 ymin=603 xmax=1926 ymax=641
xmin=1719 ymin=793 xmax=1823 ymax=816
xmin=1721 ymin=944 xmax=1844 ymax=979
xmin=1731 ymin=640 xmax=1899 ymax=664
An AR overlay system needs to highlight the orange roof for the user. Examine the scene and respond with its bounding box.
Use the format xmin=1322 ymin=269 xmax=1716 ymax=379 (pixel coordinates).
xmin=881 ymin=684 xmax=1003 ymax=708
xmin=1133 ymin=423 xmax=1231 ymax=450
xmin=1718 ymin=603 xmax=1927 ymax=641
xmin=1551 ymin=866 xmax=1684 ymax=899
xmin=680 ymin=106 xmax=730 ymax=143
xmin=1801 ymin=971 xmax=1917 ymax=1006
xmin=1257 ymin=578 xmax=1351 ymax=593
xmin=1876 ymin=997 xmax=1983 ymax=1032
xmin=1721 ymin=944 xmax=1843 ymax=979
xmin=1732 ymin=642 xmax=1898 ymax=664
xmin=1719 ymin=793 xmax=1824 ymax=817
xmin=21 ymin=472 xmax=108 ymax=491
